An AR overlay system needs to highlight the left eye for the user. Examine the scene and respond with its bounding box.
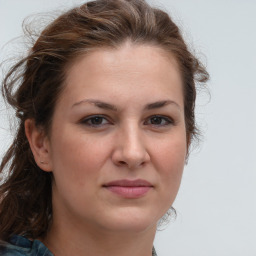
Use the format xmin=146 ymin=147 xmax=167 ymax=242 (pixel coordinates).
xmin=145 ymin=115 xmax=173 ymax=126
xmin=81 ymin=116 xmax=110 ymax=127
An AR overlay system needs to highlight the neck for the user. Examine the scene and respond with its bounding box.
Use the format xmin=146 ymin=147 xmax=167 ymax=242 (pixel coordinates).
xmin=41 ymin=218 xmax=156 ymax=256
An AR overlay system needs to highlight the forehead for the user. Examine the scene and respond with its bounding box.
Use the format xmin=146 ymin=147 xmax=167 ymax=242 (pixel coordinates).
xmin=61 ymin=42 xmax=183 ymax=109
xmin=66 ymin=42 xmax=180 ymax=79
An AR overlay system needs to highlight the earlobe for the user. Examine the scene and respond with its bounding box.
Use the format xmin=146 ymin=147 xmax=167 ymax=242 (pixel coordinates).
xmin=24 ymin=119 xmax=52 ymax=172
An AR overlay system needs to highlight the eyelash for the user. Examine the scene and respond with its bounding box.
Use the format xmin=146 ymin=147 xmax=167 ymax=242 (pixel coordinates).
xmin=144 ymin=115 xmax=174 ymax=126
xmin=80 ymin=115 xmax=174 ymax=128
xmin=80 ymin=115 xmax=111 ymax=127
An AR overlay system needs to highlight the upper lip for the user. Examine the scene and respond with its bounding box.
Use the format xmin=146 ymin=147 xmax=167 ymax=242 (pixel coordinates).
xmin=103 ymin=179 xmax=153 ymax=187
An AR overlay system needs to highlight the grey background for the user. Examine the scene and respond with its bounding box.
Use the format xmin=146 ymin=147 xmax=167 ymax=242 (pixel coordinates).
xmin=0 ymin=0 xmax=256 ymax=255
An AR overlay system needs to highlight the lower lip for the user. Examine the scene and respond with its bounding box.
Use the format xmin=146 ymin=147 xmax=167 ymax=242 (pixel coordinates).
xmin=105 ymin=186 xmax=152 ymax=198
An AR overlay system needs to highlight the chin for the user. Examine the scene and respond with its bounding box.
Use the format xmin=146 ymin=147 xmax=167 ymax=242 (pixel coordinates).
xmin=97 ymin=207 xmax=160 ymax=234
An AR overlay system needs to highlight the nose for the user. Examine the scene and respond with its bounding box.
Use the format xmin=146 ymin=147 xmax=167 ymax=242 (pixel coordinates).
xmin=111 ymin=126 xmax=150 ymax=169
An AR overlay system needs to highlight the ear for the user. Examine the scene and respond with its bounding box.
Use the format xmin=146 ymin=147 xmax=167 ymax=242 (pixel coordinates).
xmin=185 ymin=133 xmax=191 ymax=164
xmin=25 ymin=119 xmax=52 ymax=172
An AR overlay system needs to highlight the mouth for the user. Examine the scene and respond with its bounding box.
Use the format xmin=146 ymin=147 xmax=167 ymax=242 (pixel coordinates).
xmin=103 ymin=179 xmax=153 ymax=199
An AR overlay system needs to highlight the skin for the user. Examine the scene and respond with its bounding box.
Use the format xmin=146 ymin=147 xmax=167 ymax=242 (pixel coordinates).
xmin=25 ymin=42 xmax=187 ymax=256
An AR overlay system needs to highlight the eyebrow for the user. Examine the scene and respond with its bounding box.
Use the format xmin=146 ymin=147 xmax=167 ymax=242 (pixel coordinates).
xmin=72 ymin=99 xmax=118 ymax=111
xmin=72 ymin=99 xmax=180 ymax=111
xmin=145 ymin=100 xmax=180 ymax=110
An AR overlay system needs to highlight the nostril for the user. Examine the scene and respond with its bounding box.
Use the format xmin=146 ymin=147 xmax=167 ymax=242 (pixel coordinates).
xmin=119 ymin=161 xmax=126 ymax=165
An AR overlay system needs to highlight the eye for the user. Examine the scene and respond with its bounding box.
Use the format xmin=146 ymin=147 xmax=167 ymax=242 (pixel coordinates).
xmin=80 ymin=115 xmax=111 ymax=127
xmin=144 ymin=115 xmax=173 ymax=126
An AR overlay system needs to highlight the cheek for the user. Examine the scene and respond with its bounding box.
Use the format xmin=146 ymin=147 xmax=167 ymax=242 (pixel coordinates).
xmin=49 ymin=130 xmax=109 ymax=185
xmin=49 ymin=131 xmax=111 ymax=212
xmin=153 ymin=135 xmax=186 ymax=191
xmin=155 ymin=134 xmax=186 ymax=169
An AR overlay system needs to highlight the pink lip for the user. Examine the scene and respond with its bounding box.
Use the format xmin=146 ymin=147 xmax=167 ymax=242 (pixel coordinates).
xmin=103 ymin=179 xmax=153 ymax=199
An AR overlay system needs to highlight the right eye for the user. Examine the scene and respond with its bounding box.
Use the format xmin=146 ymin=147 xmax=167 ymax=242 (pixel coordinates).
xmin=80 ymin=115 xmax=111 ymax=127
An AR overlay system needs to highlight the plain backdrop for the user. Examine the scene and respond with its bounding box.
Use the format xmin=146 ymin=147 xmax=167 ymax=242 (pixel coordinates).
xmin=0 ymin=0 xmax=255 ymax=255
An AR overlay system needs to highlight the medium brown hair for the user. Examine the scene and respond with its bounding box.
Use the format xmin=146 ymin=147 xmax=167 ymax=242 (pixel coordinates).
xmin=0 ymin=0 xmax=209 ymax=240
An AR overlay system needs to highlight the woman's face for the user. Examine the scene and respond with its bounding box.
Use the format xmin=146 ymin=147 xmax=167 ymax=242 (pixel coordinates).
xmin=44 ymin=42 xmax=187 ymax=233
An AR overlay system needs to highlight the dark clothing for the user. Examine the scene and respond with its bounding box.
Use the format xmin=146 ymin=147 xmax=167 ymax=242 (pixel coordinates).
xmin=0 ymin=235 xmax=157 ymax=255
xmin=0 ymin=235 xmax=53 ymax=256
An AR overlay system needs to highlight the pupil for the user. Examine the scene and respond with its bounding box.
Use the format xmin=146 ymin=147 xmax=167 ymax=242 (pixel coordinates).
xmin=151 ymin=117 xmax=161 ymax=124
xmin=92 ymin=117 xmax=102 ymax=125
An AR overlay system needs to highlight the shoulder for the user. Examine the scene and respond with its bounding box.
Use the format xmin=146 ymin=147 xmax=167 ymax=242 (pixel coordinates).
xmin=0 ymin=235 xmax=53 ymax=256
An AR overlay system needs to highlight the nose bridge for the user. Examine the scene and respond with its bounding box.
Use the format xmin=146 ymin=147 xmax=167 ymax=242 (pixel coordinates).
xmin=113 ymin=120 xmax=150 ymax=168
xmin=123 ymin=122 xmax=143 ymax=154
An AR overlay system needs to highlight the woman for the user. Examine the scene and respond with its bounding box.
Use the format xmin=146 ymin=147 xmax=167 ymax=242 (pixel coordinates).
xmin=0 ymin=0 xmax=209 ymax=255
